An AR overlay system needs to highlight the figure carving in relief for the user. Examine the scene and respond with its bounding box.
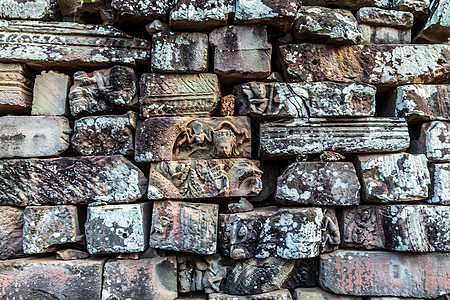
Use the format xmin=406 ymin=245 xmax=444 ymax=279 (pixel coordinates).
xmin=351 ymin=207 xmax=377 ymax=244
xmin=154 ymin=216 xmax=171 ymax=235
xmin=321 ymin=213 xmax=340 ymax=251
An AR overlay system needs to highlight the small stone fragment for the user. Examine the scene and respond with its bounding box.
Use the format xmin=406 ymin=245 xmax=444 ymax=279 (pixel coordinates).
xmin=116 ymin=253 xmax=140 ymax=260
xmin=228 ymin=198 xmax=254 ymax=213
xmin=56 ymin=249 xmax=90 ymax=260
xmin=146 ymin=19 xmax=170 ymax=34
xmin=428 ymin=163 xmax=450 ymax=205
xmin=0 ymin=206 xmax=24 ymax=259
xmin=210 ymin=289 xmax=293 ymax=300
xmin=410 ymin=121 xmax=450 ymax=162
xmin=31 ymin=70 xmax=71 ymax=116
xmin=220 ymin=95 xmax=235 ymax=117
xmin=0 ymin=63 xmax=33 ymax=113
xmin=294 ymin=287 xmax=362 ymax=300
xmin=150 ymin=201 xmax=219 ymax=254
xmin=415 ymin=0 xmax=450 ymax=43
xmin=320 ymin=151 xmax=345 ymax=161
xmin=0 ymin=0 xmax=59 ymax=20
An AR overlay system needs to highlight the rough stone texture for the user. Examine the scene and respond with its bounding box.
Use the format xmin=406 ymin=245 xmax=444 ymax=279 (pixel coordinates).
xmin=135 ymin=116 xmax=252 ymax=162
xmin=0 ymin=116 xmax=71 ymax=159
xmin=275 ymin=162 xmax=360 ymax=206
xmin=0 ymin=258 xmax=105 ymax=300
xmin=31 ymin=70 xmax=71 ymax=116
xmin=56 ymin=249 xmax=89 ymax=260
xmin=410 ymin=121 xmax=450 ymax=162
xmin=152 ymin=31 xmax=208 ymax=73
xmin=0 ymin=63 xmax=33 ymax=113
xmin=301 ymin=0 xmax=386 ymax=10
xmin=0 ymin=21 xmax=150 ymax=69
xmin=210 ymin=289 xmax=293 ymax=300
xmin=342 ymin=205 xmax=450 ymax=252
xmin=415 ymin=0 xmax=450 ymax=43
xmin=228 ymin=198 xmax=254 ymax=213
xmin=102 ymin=257 xmax=178 ymax=300
xmin=111 ymin=0 xmax=170 ymax=23
xmin=149 ymin=201 xmax=219 ymax=254
xmin=69 ymin=65 xmax=138 ymax=117
xmin=357 ymin=7 xmax=414 ymax=28
xmin=220 ymin=94 xmax=235 ymax=116
xmin=429 ymin=163 xmax=450 ymax=205
xmin=394 ymin=0 xmax=430 ymax=20
xmin=293 ymin=7 xmax=361 ymax=45
xmin=57 ymin=0 xmax=108 ymax=23
xmin=233 ymin=82 xmax=376 ymax=119
xmin=219 ymin=207 xmax=340 ymax=260
xmin=355 ymin=153 xmax=430 ymax=203
xmin=358 ymin=24 xmax=411 ymax=44
xmin=146 ymin=19 xmax=170 ymax=33
xmin=139 ymin=73 xmax=221 ymax=118
xmin=85 ymin=203 xmax=150 ymax=254
xmin=248 ymin=162 xmax=278 ymax=202
xmin=23 ymin=205 xmax=84 ymax=254
xmin=294 ymin=287 xmax=362 ymax=300
xmin=278 ymin=44 xmax=450 ymax=91
xmin=209 ymin=25 xmax=272 ymax=84
xmin=0 ymin=0 xmax=59 ymax=20
xmin=0 ymin=155 xmax=147 ymax=206
xmin=0 ymin=206 xmax=24 ymax=259
xmin=148 ymin=159 xmax=263 ymax=199
xmin=72 ymin=111 xmax=137 ymax=156
xmin=259 ymin=118 xmax=409 ymax=159
xmin=320 ymin=250 xmax=450 ymax=298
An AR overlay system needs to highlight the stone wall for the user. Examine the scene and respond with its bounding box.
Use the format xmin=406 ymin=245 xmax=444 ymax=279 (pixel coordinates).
xmin=0 ymin=0 xmax=449 ymax=299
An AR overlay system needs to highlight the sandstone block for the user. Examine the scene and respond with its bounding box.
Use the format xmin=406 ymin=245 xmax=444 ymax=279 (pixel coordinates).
xmin=210 ymin=25 xmax=272 ymax=84
xmin=72 ymin=111 xmax=137 ymax=156
xmin=56 ymin=249 xmax=89 ymax=260
xmin=150 ymin=201 xmax=218 ymax=254
xmin=415 ymin=0 xmax=450 ymax=43
xmin=85 ymin=203 xmax=150 ymax=254
xmin=260 ymin=118 xmax=409 ymax=159
xmin=357 ymin=7 xmax=414 ymax=28
xmin=358 ymin=24 xmax=411 ymax=44
xmin=394 ymin=0 xmax=430 ymax=20
xmin=0 ymin=0 xmax=59 ymax=20
xmin=152 ymin=31 xmax=208 ymax=73
xmin=320 ymin=250 xmax=450 ymax=298
xmin=31 ymin=70 xmax=71 ymax=116
xmin=429 ymin=163 xmax=450 ymax=205
xmin=275 ymin=162 xmax=360 ymax=206
xmin=410 ymin=121 xmax=450 ymax=162
xmin=294 ymin=287 xmax=362 ymax=300
xmin=112 ymin=0 xmax=170 ymax=23
xmin=228 ymin=198 xmax=254 ymax=213
xmin=0 ymin=155 xmax=147 ymax=206
xmin=293 ymin=7 xmax=361 ymax=45
xmin=102 ymin=257 xmax=177 ymax=300
xmin=0 ymin=206 xmax=24 ymax=259
xmin=0 ymin=63 xmax=33 ymax=113
xmin=301 ymin=0 xmax=385 ymax=10
xmin=135 ymin=116 xmax=251 ymax=162
xmin=0 ymin=116 xmax=71 ymax=159
xmin=148 ymin=159 xmax=263 ymax=199
xmin=139 ymin=73 xmax=221 ymax=118
xmin=210 ymin=289 xmax=293 ymax=300
xmin=23 ymin=206 xmax=84 ymax=254
xmin=0 ymin=258 xmax=105 ymax=300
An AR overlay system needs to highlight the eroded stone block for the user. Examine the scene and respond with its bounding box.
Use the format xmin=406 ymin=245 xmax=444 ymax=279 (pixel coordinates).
xmin=301 ymin=0 xmax=385 ymax=10
xmin=210 ymin=289 xmax=293 ymax=300
xmin=294 ymin=287 xmax=362 ymax=300
xmin=32 ymin=70 xmax=71 ymax=116
xmin=0 ymin=207 xmax=24 ymax=259
xmin=358 ymin=24 xmax=411 ymax=44
xmin=57 ymin=0 xmax=108 ymax=23
xmin=429 ymin=163 xmax=450 ymax=205
xmin=410 ymin=121 xmax=450 ymax=162
xmin=112 ymin=0 xmax=170 ymax=23
xmin=357 ymin=7 xmax=414 ymax=28
xmin=0 ymin=63 xmax=33 ymax=113
xmin=415 ymin=0 xmax=450 ymax=43
xmin=0 ymin=0 xmax=59 ymax=20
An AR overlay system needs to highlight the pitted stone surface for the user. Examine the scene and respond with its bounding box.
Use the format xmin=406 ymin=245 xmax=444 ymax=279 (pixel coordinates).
xmin=357 ymin=7 xmax=414 ymax=28
xmin=0 ymin=0 xmax=59 ymax=20
xmin=429 ymin=163 xmax=450 ymax=205
xmin=410 ymin=121 xmax=450 ymax=162
xmin=0 ymin=206 xmax=24 ymax=260
xmin=32 ymin=70 xmax=71 ymax=116
xmin=111 ymin=0 xmax=170 ymax=22
xmin=0 ymin=63 xmax=33 ymax=113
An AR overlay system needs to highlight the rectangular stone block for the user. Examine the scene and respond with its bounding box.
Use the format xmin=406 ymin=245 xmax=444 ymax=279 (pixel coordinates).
xmin=0 ymin=155 xmax=147 ymax=206
xmin=85 ymin=203 xmax=150 ymax=254
xmin=135 ymin=116 xmax=251 ymax=162
xmin=294 ymin=287 xmax=362 ymax=300
xmin=0 ymin=206 xmax=24 ymax=259
xmin=357 ymin=7 xmax=414 ymax=29
xmin=31 ymin=70 xmax=71 ymax=116
xmin=112 ymin=0 xmax=170 ymax=23
xmin=320 ymin=250 xmax=450 ymax=298
xmin=0 ymin=63 xmax=33 ymax=113
xmin=410 ymin=121 xmax=450 ymax=162
xmin=0 ymin=0 xmax=59 ymax=20
xmin=429 ymin=163 xmax=450 ymax=204
xmin=210 ymin=289 xmax=293 ymax=300
xmin=301 ymin=0 xmax=385 ymax=10
xmin=358 ymin=24 xmax=411 ymax=44
xmin=150 ymin=201 xmax=219 ymax=254
xmin=102 ymin=257 xmax=177 ymax=300
xmin=0 ymin=258 xmax=105 ymax=300
xmin=72 ymin=111 xmax=137 ymax=156
xmin=260 ymin=118 xmax=409 ymax=159
xmin=139 ymin=73 xmax=221 ymax=118
xmin=415 ymin=0 xmax=450 ymax=43
xmin=0 ymin=116 xmax=71 ymax=159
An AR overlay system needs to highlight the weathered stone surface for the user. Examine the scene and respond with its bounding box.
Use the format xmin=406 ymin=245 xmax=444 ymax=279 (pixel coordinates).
xmin=233 ymin=82 xmax=376 ymax=119
xmin=135 ymin=116 xmax=251 ymax=162
xmin=0 ymin=155 xmax=147 ymax=206
xmin=0 ymin=0 xmax=59 ymax=20
xmin=278 ymin=44 xmax=450 ymax=91
xmin=357 ymin=7 xmax=414 ymax=28
xmin=57 ymin=0 xmax=108 ymax=23
xmin=294 ymin=287 xmax=362 ymax=300
xmin=23 ymin=205 xmax=84 ymax=254
xmin=72 ymin=111 xmax=137 ymax=156
xmin=394 ymin=0 xmax=430 ymax=20
xmin=301 ymin=0 xmax=385 ymax=10
xmin=342 ymin=205 xmax=450 ymax=252
xmin=0 ymin=21 xmax=150 ymax=69
xmin=0 ymin=206 xmax=24 ymax=259
xmin=69 ymin=65 xmax=138 ymax=117
xmin=152 ymin=31 xmax=208 ymax=73
xmin=0 ymin=258 xmax=105 ymax=300
xmin=358 ymin=24 xmax=411 ymax=44
xmin=209 ymin=25 xmax=272 ymax=84
xmin=429 ymin=163 xmax=450 ymax=205
xmin=220 ymin=94 xmax=235 ymax=116
xmin=259 ymin=118 xmax=409 ymax=159
xmin=415 ymin=0 xmax=450 ymax=43
xmin=228 ymin=198 xmax=254 ymax=213
xmin=275 ymin=162 xmax=360 ymax=206
xmin=320 ymin=250 xmax=450 ymax=298
xmin=111 ymin=0 xmax=170 ymax=23
xmin=102 ymin=257 xmax=177 ymax=300
xmin=410 ymin=121 xmax=450 ymax=162
xmin=56 ymin=249 xmax=89 ymax=260
xmin=146 ymin=19 xmax=170 ymax=34
xmin=293 ymin=7 xmax=361 ymax=45
xmin=210 ymin=289 xmax=293 ymax=300
xmin=248 ymin=161 xmax=278 ymax=202
xmin=150 ymin=201 xmax=218 ymax=254
xmin=0 ymin=63 xmax=33 ymax=113
xmin=148 ymin=159 xmax=263 ymax=199
xmin=0 ymin=116 xmax=71 ymax=159
xmin=32 ymin=70 xmax=71 ymax=116
xmin=139 ymin=73 xmax=221 ymax=118
xmin=85 ymin=203 xmax=150 ymax=254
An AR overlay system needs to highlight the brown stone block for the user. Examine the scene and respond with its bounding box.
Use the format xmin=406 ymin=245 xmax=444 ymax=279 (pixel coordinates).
xmin=301 ymin=0 xmax=384 ymax=10
xmin=0 ymin=206 xmax=24 ymax=259
xmin=0 ymin=63 xmax=33 ymax=113
xmin=294 ymin=287 xmax=362 ymax=300
xmin=410 ymin=121 xmax=450 ymax=162
xmin=358 ymin=24 xmax=411 ymax=44
xmin=210 ymin=289 xmax=293 ymax=300
xmin=357 ymin=7 xmax=414 ymax=29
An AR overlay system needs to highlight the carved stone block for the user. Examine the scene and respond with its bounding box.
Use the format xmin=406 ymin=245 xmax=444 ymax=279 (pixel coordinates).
xmin=0 ymin=0 xmax=59 ymax=20
xmin=139 ymin=73 xmax=221 ymax=118
xmin=0 ymin=155 xmax=147 ymax=206
xmin=210 ymin=289 xmax=293 ymax=300
xmin=415 ymin=0 xmax=450 ymax=43
xmin=276 ymin=162 xmax=360 ymax=206
xmin=23 ymin=205 xmax=84 ymax=254
xmin=260 ymin=118 xmax=409 ymax=159
xmin=152 ymin=31 xmax=208 ymax=73
xmin=150 ymin=201 xmax=219 ymax=254
xmin=32 ymin=70 xmax=71 ymax=116
xmin=410 ymin=121 xmax=450 ymax=162
xmin=111 ymin=0 xmax=170 ymax=23
xmin=148 ymin=159 xmax=263 ymax=200
xmin=355 ymin=153 xmax=430 ymax=202
xmin=72 ymin=111 xmax=137 ymax=156
xmin=69 ymin=65 xmax=138 ymax=117
xmin=320 ymin=250 xmax=450 ymax=298
xmin=0 ymin=116 xmax=71 ymax=159
xmin=85 ymin=203 xmax=150 ymax=254
xmin=342 ymin=205 xmax=450 ymax=252
xmin=429 ymin=163 xmax=450 ymax=205
xmin=0 ymin=207 xmax=24 ymax=259
xmin=294 ymin=287 xmax=362 ymax=300
xmin=135 ymin=116 xmax=252 ymax=162
xmin=0 ymin=63 xmax=33 ymax=113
